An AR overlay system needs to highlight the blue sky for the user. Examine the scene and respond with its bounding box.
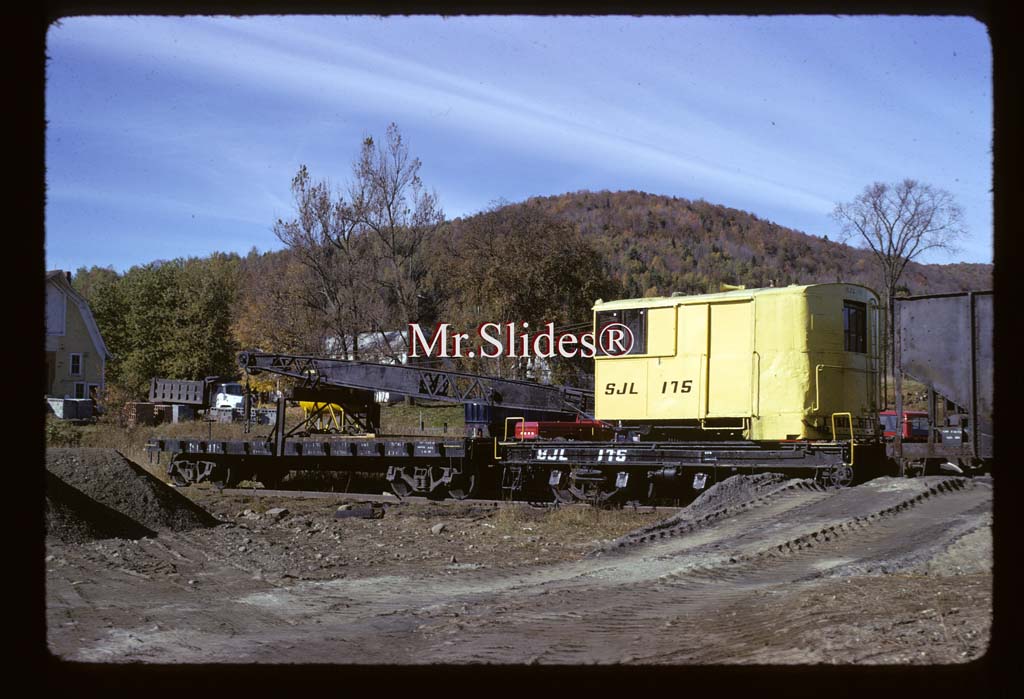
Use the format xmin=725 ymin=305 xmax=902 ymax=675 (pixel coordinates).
xmin=45 ymin=15 xmax=993 ymax=273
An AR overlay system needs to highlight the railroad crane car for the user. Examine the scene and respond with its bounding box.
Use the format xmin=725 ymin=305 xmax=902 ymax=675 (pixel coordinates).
xmin=501 ymin=283 xmax=885 ymax=501
xmin=145 ymin=282 xmax=994 ymax=505
xmin=592 ymin=283 xmax=881 ymax=439
xmin=147 ymin=351 xmax=594 ymax=497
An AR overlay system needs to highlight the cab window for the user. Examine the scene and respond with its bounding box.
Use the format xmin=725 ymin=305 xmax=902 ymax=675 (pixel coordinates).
xmin=595 ymin=308 xmax=647 ymax=356
xmin=909 ymin=416 xmax=930 ymax=439
xmin=843 ymin=300 xmax=867 ymax=353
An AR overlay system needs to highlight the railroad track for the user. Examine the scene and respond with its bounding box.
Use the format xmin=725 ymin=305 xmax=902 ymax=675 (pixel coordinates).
xmin=219 ymin=487 xmax=407 ymax=502
xmin=206 ymin=486 xmax=680 ymax=512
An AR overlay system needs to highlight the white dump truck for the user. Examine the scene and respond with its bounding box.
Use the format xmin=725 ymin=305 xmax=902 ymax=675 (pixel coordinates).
xmin=148 ymin=376 xmax=246 ymax=421
xmin=210 ymin=381 xmax=245 ymax=410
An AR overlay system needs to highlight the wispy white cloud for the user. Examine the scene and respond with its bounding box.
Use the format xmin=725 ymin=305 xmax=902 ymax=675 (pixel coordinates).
xmin=52 ymin=17 xmax=837 ymax=215
xmin=48 ymin=181 xmax=272 ymax=228
xmin=45 ymin=15 xmax=993 ymax=267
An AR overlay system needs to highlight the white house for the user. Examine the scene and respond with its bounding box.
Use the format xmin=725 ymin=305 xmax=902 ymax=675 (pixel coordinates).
xmin=326 ymin=330 xmax=410 ymax=364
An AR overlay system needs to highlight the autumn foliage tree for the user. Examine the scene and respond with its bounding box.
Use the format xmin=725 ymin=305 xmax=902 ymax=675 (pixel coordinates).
xmin=231 ymin=247 xmax=331 ymax=355
xmin=352 ymin=122 xmax=444 ymax=333
xmin=832 ymin=179 xmax=965 ymax=305
xmin=428 ymin=201 xmax=619 ymax=386
xmin=72 ymin=255 xmax=241 ymax=402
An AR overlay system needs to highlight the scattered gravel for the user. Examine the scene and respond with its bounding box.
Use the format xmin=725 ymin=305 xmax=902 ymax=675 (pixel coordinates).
xmin=43 ymin=443 xmax=993 ymax=667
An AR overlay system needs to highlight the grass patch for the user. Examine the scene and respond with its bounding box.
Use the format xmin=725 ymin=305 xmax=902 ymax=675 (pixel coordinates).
xmin=381 ymin=403 xmax=465 ymax=435
xmin=45 ymin=415 xmax=83 ymax=448
xmin=491 ymin=504 xmax=549 ymax=528
xmin=489 ymin=502 xmax=658 ymax=541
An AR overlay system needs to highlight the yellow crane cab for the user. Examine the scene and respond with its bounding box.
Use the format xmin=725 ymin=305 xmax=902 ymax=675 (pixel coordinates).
xmin=593 ymin=283 xmax=882 ymax=442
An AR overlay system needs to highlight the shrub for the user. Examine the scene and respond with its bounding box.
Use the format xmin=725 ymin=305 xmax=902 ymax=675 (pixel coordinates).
xmin=45 ymin=416 xmax=82 ymax=448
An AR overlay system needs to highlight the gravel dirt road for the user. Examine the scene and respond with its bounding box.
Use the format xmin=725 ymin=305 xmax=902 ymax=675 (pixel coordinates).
xmin=45 ymin=449 xmax=993 ymax=667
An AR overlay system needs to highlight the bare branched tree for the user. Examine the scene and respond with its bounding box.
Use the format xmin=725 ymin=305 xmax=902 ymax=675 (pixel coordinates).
xmin=831 ymin=179 xmax=966 ymax=402
xmin=274 ymin=123 xmax=443 ymax=361
xmin=350 ymin=123 xmax=444 ymax=355
xmin=273 ymin=165 xmax=372 ymax=358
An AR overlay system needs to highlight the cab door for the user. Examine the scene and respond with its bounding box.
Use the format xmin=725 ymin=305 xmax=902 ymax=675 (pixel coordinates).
xmin=706 ymin=301 xmax=753 ymax=417
xmin=647 ymin=303 xmax=705 ymax=420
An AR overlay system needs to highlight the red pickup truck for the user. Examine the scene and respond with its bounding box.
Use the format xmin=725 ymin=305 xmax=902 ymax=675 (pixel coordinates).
xmin=879 ymin=410 xmax=931 ymax=441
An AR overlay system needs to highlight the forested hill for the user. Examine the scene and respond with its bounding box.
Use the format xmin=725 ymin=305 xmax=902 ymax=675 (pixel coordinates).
xmin=493 ymin=190 xmax=992 ymax=298
xmin=71 ymin=187 xmax=992 ymax=399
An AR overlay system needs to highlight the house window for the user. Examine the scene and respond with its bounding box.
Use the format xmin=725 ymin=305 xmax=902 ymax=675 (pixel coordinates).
xmin=70 ymin=353 xmax=83 ymax=376
xmin=74 ymin=382 xmax=86 ymax=399
xmin=843 ymin=301 xmax=867 ymax=353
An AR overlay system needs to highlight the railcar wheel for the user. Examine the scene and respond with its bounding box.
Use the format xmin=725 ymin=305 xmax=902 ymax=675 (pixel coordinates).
xmin=900 ymin=460 xmax=925 ymax=478
xmin=425 ymin=486 xmax=449 ymax=501
xmin=570 ymin=477 xmax=623 ymax=505
xmin=586 ymin=487 xmax=626 ymax=508
xmin=830 ymin=465 xmax=854 ymax=488
xmin=169 ymin=467 xmax=190 ymax=487
xmin=551 ymin=487 xmax=576 ymax=504
xmin=391 ymin=479 xmax=412 ymax=498
xmin=168 ymin=460 xmax=194 ymax=487
xmin=447 ymin=472 xmax=477 ymax=501
xmin=211 ymin=464 xmax=232 ymax=490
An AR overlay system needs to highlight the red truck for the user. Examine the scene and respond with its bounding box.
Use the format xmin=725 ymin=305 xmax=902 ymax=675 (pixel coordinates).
xmin=879 ymin=410 xmax=931 ymax=442
xmin=513 ymin=416 xmax=614 ymax=441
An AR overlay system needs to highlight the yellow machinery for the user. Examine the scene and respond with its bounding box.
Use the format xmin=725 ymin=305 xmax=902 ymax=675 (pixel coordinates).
xmin=593 ymin=283 xmax=881 ymax=441
xmin=299 ymin=400 xmax=346 ymax=433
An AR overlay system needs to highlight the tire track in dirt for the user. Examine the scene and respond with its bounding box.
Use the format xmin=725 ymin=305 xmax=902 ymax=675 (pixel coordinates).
xmin=594 ymin=477 xmax=829 ymax=555
xmin=417 ymin=478 xmax=991 ymax=664
xmin=228 ymin=474 xmax=842 ymax=620
xmin=290 ymin=477 xmax=987 ymax=663
xmin=328 ymin=477 xmax=990 ymax=663
xmin=47 ymin=530 xmax=302 ymax=662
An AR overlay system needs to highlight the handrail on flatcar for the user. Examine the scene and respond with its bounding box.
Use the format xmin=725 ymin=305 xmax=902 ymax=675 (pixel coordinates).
xmin=504 ymin=416 xmax=526 ymax=442
xmin=831 ymin=412 xmax=854 ymax=465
